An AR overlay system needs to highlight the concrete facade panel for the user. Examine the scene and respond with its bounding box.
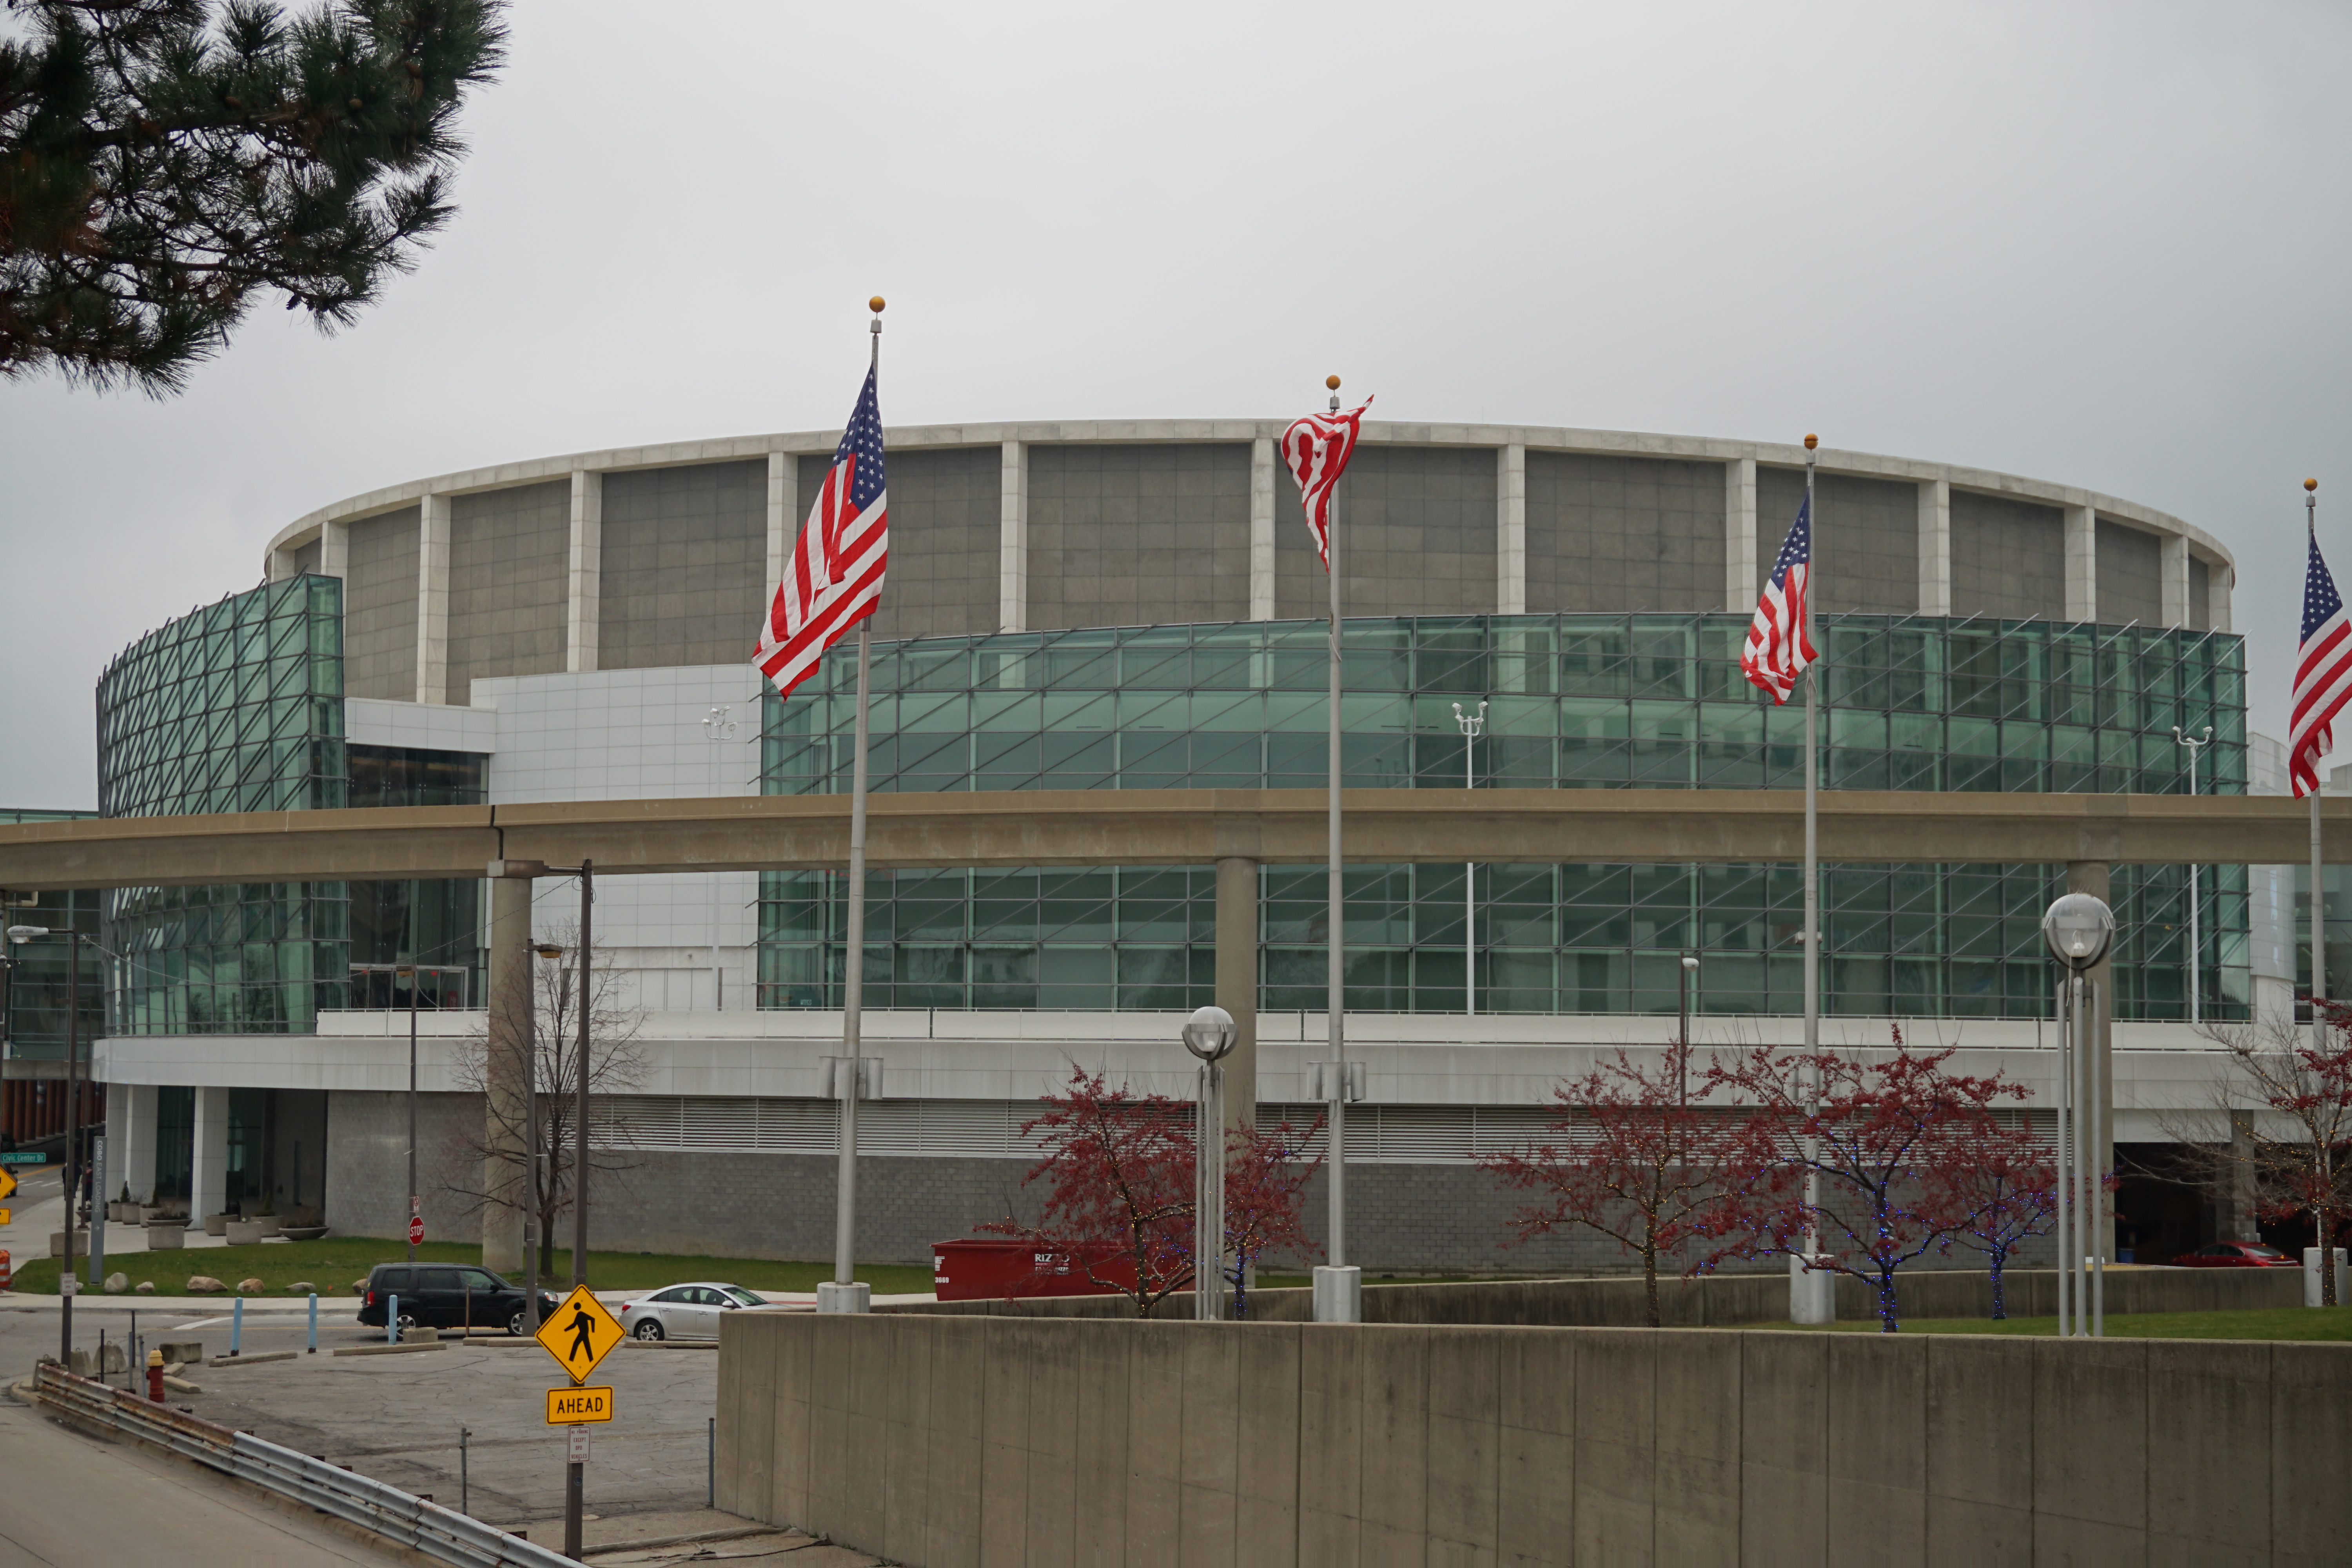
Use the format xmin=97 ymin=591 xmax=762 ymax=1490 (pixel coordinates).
xmin=600 ymin=461 xmax=767 ymax=670
xmin=1027 ymin=443 xmax=1251 ymax=631
xmin=446 ymin=479 xmax=569 ymax=701
xmin=2097 ymin=517 xmax=2166 ymax=628
xmin=1757 ymin=467 xmax=1920 ymax=615
xmin=1526 ymin=452 xmax=1727 ymax=614
xmin=1274 ymin=446 xmax=1499 ymax=619
xmin=807 ymin=447 xmax=1000 ymax=640
xmin=1951 ymin=492 xmax=2066 ymax=621
xmin=2190 ymin=556 xmax=2212 ymax=632
xmin=344 ymin=505 xmax=421 ymax=701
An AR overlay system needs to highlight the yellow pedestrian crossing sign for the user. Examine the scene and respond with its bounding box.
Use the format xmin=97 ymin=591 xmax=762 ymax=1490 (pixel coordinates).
xmin=534 ymin=1285 xmax=624 ymax=1385
xmin=0 ymin=1166 xmax=16 ymax=1202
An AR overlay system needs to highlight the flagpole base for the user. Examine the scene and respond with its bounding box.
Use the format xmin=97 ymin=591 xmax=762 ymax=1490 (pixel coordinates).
xmin=816 ymin=1282 xmax=871 ymax=1315
xmin=1312 ymin=1265 xmax=1361 ymax=1324
xmin=1789 ymin=1255 xmax=1835 ymax=1325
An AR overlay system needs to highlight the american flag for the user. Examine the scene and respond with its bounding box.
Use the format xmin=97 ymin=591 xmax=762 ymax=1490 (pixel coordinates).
xmin=1741 ymin=494 xmax=1818 ymax=704
xmin=2291 ymin=524 xmax=2352 ymax=797
xmin=1280 ymin=396 xmax=1373 ymax=568
xmin=756 ymin=367 xmax=888 ymax=702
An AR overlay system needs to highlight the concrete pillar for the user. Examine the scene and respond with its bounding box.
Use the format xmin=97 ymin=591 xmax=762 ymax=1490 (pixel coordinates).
xmin=1724 ymin=457 xmax=1757 ymax=610
xmin=416 ymin=492 xmax=452 ymax=704
xmin=1215 ymin=856 xmax=1259 ymax=1139
xmin=2067 ymin=860 xmax=2115 ymax=1261
xmin=996 ymin=441 xmax=1027 ymax=633
xmin=765 ymin=454 xmax=795 ymax=592
xmin=2161 ymin=534 xmax=2191 ymax=628
xmin=565 ymin=468 xmax=603 ymax=674
xmin=2251 ymin=862 xmax=2297 ymax=1029
xmin=266 ymin=548 xmax=298 ymax=583
xmin=190 ymin=1085 xmax=228 ymax=1223
xmin=482 ymin=875 xmax=533 ymax=1273
xmin=319 ymin=519 xmax=348 ymax=583
xmin=2064 ymin=505 xmax=2096 ymax=623
xmin=1249 ymin=437 xmax=1277 ymax=621
xmin=2209 ymin=561 xmax=2233 ymax=634
xmin=110 ymin=1083 xmax=158 ymax=1205
xmin=1916 ymin=479 xmax=1951 ymax=617
xmin=1496 ymin=445 xmax=1526 ymax=615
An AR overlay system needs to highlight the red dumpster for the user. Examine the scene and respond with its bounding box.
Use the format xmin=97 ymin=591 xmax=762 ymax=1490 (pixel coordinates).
xmin=931 ymin=1239 xmax=1136 ymax=1302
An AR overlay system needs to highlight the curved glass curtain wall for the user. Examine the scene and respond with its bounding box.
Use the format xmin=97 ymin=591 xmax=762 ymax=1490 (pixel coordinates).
xmin=96 ymin=576 xmax=484 ymax=1034
xmin=757 ymin=613 xmax=2248 ymax=1022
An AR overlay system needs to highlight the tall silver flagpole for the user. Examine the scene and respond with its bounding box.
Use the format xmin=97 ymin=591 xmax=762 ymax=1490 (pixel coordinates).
xmin=1802 ymin=435 xmax=1821 ymax=1256
xmin=1316 ymin=373 xmax=1360 ymax=1325
xmin=821 ymin=298 xmax=884 ymax=1315
xmin=2310 ymin=478 xmax=2326 ymax=1060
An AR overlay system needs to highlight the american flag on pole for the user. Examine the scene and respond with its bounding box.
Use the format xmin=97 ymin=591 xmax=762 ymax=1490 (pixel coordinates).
xmin=2291 ymin=525 xmax=2352 ymax=797
xmin=755 ymin=368 xmax=888 ymax=702
xmin=1280 ymin=396 xmax=1373 ymax=567
xmin=1740 ymin=494 xmax=1818 ymax=704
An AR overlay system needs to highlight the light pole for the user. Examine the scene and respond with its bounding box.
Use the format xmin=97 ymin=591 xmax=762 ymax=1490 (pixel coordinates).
xmin=2043 ymin=891 xmax=2116 ymax=1339
xmin=1452 ymin=700 xmax=1486 ymax=1017
xmin=701 ymin=705 xmax=740 ymax=1012
xmin=7 ymin=923 xmax=120 ymax=1367
xmin=2172 ymin=724 xmax=2211 ymax=1025
xmin=1677 ymin=952 xmax=1700 ymax=1105
xmin=1181 ymin=1005 xmax=1238 ymax=1321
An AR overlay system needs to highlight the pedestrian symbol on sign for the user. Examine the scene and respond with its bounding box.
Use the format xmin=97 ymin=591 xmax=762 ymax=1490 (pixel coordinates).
xmin=533 ymin=1284 xmax=624 ymax=1384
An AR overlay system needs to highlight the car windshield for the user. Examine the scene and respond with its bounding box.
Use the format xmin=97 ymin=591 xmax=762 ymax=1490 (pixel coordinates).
xmin=2246 ymin=1246 xmax=2286 ymax=1259
xmin=724 ymin=1287 xmax=763 ymax=1307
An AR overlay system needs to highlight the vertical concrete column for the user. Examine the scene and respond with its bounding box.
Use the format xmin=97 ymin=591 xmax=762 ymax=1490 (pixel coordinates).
xmin=482 ymin=874 xmax=533 ymax=1272
xmin=2251 ymin=863 xmax=2298 ymax=1027
xmin=2064 ymin=504 xmax=2097 ymax=622
xmin=266 ymin=548 xmax=298 ymax=583
xmin=2209 ymin=562 xmax=2233 ymax=634
xmin=190 ymin=1085 xmax=229 ymax=1223
xmin=1249 ymin=437 xmax=1277 ymax=621
xmin=765 ymin=452 xmax=796 ymax=589
xmin=1724 ymin=457 xmax=1757 ymax=610
xmin=111 ymin=1083 xmax=158 ymax=1204
xmin=565 ymin=468 xmax=603 ymax=674
xmin=1496 ymin=444 xmax=1526 ymax=615
xmin=1214 ymin=856 xmax=1259 ymax=1139
xmin=1916 ymin=479 xmax=1952 ymax=616
xmin=318 ymin=519 xmax=348 ymax=582
xmin=2161 ymin=534 xmax=2191 ymax=628
xmin=998 ymin=440 xmax=1027 ymax=633
xmin=2067 ymin=860 xmax=2115 ymax=1262
xmin=416 ymin=492 xmax=452 ymax=704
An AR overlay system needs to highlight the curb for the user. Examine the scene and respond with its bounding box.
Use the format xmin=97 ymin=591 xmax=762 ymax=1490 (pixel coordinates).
xmin=330 ymin=1341 xmax=449 ymax=1358
xmin=207 ymin=1350 xmax=299 ymax=1368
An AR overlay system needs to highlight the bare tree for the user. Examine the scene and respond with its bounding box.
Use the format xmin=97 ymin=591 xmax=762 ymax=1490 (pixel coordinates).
xmin=2166 ymin=1006 xmax=2352 ymax=1305
xmin=450 ymin=921 xmax=648 ymax=1272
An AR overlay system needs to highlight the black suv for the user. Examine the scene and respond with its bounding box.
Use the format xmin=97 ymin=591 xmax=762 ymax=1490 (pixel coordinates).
xmin=357 ymin=1263 xmax=558 ymax=1336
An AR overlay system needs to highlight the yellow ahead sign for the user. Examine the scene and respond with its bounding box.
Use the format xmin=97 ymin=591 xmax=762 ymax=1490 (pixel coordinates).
xmin=534 ymin=1285 xmax=624 ymax=1385
xmin=546 ymin=1385 xmax=614 ymax=1425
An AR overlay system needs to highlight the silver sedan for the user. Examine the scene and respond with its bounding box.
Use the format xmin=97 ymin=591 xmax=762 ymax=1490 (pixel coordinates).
xmin=615 ymin=1281 xmax=767 ymax=1340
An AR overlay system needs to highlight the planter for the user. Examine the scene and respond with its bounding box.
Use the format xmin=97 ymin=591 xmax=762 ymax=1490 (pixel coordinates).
xmin=145 ymin=1223 xmax=185 ymax=1250
xmin=48 ymin=1231 xmax=89 ymax=1258
xmin=279 ymin=1225 xmax=328 ymax=1242
xmin=223 ymin=1220 xmax=265 ymax=1245
xmin=138 ymin=1206 xmax=175 ymax=1225
xmin=256 ymin=1214 xmax=283 ymax=1238
xmin=204 ymin=1213 xmax=229 ymax=1236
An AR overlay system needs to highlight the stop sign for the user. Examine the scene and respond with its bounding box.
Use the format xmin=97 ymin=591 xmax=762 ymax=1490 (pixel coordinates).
xmin=408 ymin=1216 xmax=425 ymax=1246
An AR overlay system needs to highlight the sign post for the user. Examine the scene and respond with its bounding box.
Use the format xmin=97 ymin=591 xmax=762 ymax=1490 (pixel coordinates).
xmin=534 ymin=1282 xmax=624 ymax=1558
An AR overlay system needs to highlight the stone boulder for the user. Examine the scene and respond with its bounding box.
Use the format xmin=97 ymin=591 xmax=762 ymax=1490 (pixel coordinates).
xmin=235 ymin=1277 xmax=265 ymax=1295
xmin=103 ymin=1272 xmax=127 ymax=1294
xmin=135 ymin=1281 xmax=156 ymax=1294
xmin=352 ymin=1278 xmax=370 ymax=1295
xmin=287 ymin=1281 xmax=317 ymax=1294
xmin=185 ymin=1276 xmax=225 ymax=1294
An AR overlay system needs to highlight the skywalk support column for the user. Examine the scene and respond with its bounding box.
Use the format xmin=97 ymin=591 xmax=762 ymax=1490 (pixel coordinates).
xmin=482 ymin=874 xmax=532 ymax=1273
xmin=2067 ymin=860 xmax=2114 ymax=1263
xmin=1214 ymin=855 xmax=1259 ymax=1139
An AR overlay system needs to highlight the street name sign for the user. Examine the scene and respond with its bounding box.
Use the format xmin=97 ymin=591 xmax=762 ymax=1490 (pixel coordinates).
xmin=546 ymin=1386 xmax=613 ymax=1425
xmin=0 ymin=1152 xmax=43 ymax=1165
xmin=534 ymin=1284 xmax=624 ymax=1385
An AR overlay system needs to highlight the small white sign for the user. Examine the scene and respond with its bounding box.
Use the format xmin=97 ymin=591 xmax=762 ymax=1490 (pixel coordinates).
xmin=567 ymin=1426 xmax=590 ymax=1464
xmin=59 ymin=1276 xmax=77 ymax=1297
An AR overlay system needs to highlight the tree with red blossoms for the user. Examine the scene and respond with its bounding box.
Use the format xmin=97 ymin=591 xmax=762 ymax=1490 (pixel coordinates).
xmin=1220 ymin=1117 xmax=1325 ymax=1319
xmin=1706 ymin=1044 xmax=2024 ymax=1332
xmin=984 ymin=1068 xmax=1197 ymax=1316
xmin=1927 ymin=1112 xmax=2055 ymax=1320
xmin=1479 ymin=1041 xmax=1775 ymax=1327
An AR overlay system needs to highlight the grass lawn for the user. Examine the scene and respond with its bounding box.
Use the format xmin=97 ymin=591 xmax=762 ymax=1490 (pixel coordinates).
xmin=1782 ymin=1306 xmax=2352 ymax=1341
xmin=7 ymin=1238 xmax=937 ymax=1299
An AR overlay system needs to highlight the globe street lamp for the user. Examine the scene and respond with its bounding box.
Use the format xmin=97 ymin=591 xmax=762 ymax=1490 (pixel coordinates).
xmin=1183 ymin=1004 xmax=1238 ymax=1321
xmin=2042 ymin=891 xmax=2115 ymax=1339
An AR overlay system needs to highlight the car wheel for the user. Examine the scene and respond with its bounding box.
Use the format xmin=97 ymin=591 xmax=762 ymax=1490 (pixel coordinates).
xmin=633 ymin=1319 xmax=665 ymax=1341
xmin=508 ymin=1308 xmax=528 ymax=1337
xmin=395 ymin=1312 xmax=419 ymax=1332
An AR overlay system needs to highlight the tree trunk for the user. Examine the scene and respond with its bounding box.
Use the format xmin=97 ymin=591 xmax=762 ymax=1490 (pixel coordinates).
xmin=1987 ymin=1244 xmax=2007 ymax=1320
xmin=1641 ymin=1243 xmax=1661 ymax=1329
xmin=1876 ymin=1270 xmax=1900 ymax=1332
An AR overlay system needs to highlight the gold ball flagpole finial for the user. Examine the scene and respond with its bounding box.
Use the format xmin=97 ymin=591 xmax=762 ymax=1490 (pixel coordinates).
xmin=869 ymin=296 xmax=886 ymax=314
xmin=1326 ymin=375 xmax=1341 ymax=390
xmin=1803 ymin=433 xmax=1819 ymax=451
xmin=2308 ymin=478 xmax=2320 ymax=492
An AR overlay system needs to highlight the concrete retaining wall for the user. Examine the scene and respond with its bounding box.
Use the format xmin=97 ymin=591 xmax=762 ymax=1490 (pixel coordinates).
xmin=716 ymin=1313 xmax=2352 ymax=1565
xmin=887 ymin=1265 xmax=2305 ymax=1325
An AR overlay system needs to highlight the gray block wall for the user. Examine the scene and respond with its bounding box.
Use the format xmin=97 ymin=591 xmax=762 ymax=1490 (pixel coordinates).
xmin=1526 ymin=453 xmax=1724 ymax=614
xmin=1951 ymin=491 xmax=2065 ymax=621
xmin=344 ymin=505 xmax=422 ymax=701
xmin=1757 ymin=468 xmax=1918 ymax=615
xmin=447 ymin=478 xmax=569 ymax=699
xmin=324 ymin=1089 xmax=491 ymax=1247
xmin=2097 ymin=517 xmax=2165 ymax=627
xmin=1275 ymin=447 xmax=1498 ymax=619
xmin=1027 ymin=443 xmax=1251 ymax=630
xmin=811 ymin=447 xmax=1000 ymax=640
xmin=601 ymin=460 xmax=767 ymax=670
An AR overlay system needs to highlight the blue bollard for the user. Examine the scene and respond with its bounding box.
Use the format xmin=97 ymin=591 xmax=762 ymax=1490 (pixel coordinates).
xmin=230 ymin=1296 xmax=243 ymax=1357
xmin=387 ymin=1293 xmax=398 ymax=1345
xmin=307 ymin=1292 xmax=318 ymax=1354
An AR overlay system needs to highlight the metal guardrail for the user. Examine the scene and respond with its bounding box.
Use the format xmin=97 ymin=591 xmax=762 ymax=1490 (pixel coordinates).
xmin=31 ymin=1363 xmax=574 ymax=1567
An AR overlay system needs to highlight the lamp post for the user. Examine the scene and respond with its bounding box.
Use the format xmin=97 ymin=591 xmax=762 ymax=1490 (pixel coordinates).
xmin=7 ymin=923 xmax=120 ymax=1366
xmin=701 ymin=705 xmax=740 ymax=1012
xmin=1181 ymin=1004 xmax=1238 ymax=1321
xmin=1677 ymin=952 xmax=1700 ymax=1105
xmin=1452 ymin=701 xmax=1486 ymax=1017
xmin=2172 ymin=724 xmax=2211 ymax=1025
xmin=2043 ymin=891 xmax=2115 ymax=1339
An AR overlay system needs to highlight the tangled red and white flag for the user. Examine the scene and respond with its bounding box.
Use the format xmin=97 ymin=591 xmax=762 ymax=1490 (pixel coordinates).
xmin=2291 ymin=524 xmax=2352 ymax=797
xmin=756 ymin=367 xmax=888 ymax=701
xmin=1280 ymin=396 xmax=1373 ymax=568
xmin=1740 ymin=492 xmax=1817 ymax=704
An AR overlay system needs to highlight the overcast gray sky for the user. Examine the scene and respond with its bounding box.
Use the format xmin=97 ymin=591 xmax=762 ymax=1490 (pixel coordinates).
xmin=4 ymin=1 xmax=2348 ymax=809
